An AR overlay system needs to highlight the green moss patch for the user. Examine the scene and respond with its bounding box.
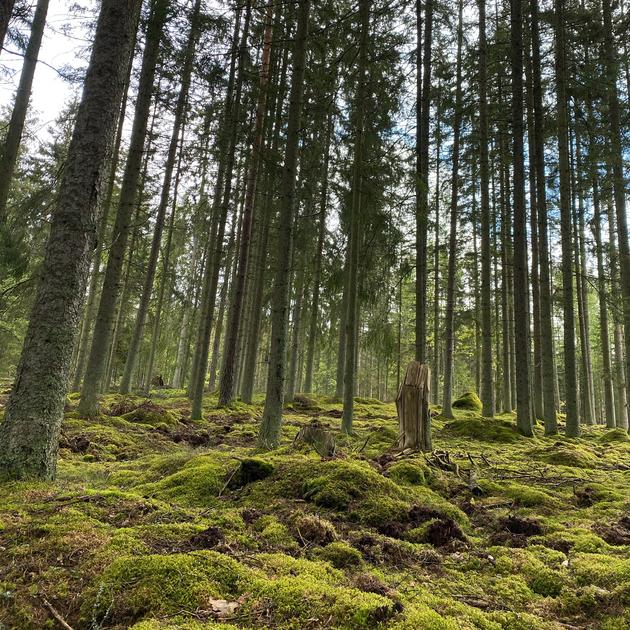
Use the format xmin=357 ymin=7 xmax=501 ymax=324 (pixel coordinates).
xmin=452 ymin=392 xmax=483 ymax=412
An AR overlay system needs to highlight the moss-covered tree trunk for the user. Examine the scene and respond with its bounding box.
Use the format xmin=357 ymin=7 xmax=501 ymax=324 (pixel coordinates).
xmin=0 ymin=0 xmax=141 ymax=480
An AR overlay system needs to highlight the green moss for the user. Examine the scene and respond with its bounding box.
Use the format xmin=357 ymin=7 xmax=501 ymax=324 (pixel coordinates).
xmin=481 ymin=479 xmax=556 ymax=507
xmin=529 ymin=567 xmax=564 ymax=597
xmin=293 ymin=513 xmax=337 ymax=545
xmin=492 ymin=575 xmax=535 ymax=607
xmin=391 ymin=605 xmax=459 ymax=629
xmin=573 ymin=553 xmax=630 ymax=588
xmin=139 ymin=455 xmax=225 ymax=507
xmin=86 ymin=551 xmax=252 ymax=625
xmin=388 ymin=460 xmax=428 ymax=486
xmin=452 ymin=392 xmax=483 ymax=412
xmin=122 ymin=402 xmax=178 ymax=427
xmin=599 ymin=428 xmax=630 ymax=443
xmin=313 ymin=541 xmax=363 ymax=569
xmin=443 ymin=416 xmax=522 ymax=443
xmin=254 ymin=515 xmax=298 ymax=550
xmin=529 ymin=442 xmax=598 ymax=468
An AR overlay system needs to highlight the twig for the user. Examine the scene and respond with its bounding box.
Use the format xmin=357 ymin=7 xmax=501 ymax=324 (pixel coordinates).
xmin=40 ymin=597 xmax=75 ymax=630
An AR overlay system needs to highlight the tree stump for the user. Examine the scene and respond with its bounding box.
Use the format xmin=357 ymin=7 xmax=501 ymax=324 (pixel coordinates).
xmin=396 ymin=361 xmax=432 ymax=451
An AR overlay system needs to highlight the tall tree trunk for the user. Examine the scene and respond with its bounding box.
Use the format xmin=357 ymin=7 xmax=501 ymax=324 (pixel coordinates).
xmin=189 ymin=2 xmax=250 ymax=419
xmin=287 ymin=271 xmax=307 ymax=400
xmin=219 ymin=4 xmax=274 ymax=406
xmin=304 ymin=108 xmax=333 ymax=393
xmin=479 ymin=0 xmax=494 ymax=417
xmin=240 ymin=29 xmax=289 ymax=403
xmin=530 ymin=0 xmax=557 ymax=433
xmin=77 ymin=0 xmax=169 ymax=414
xmin=72 ymin=58 xmax=133 ymax=390
xmin=607 ymin=200 xmax=629 ymax=429
xmin=441 ymin=0 xmax=463 ymax=420
xmin=415 ymin=0 xmax=433 ymax=363
xmin=432 ymin=87 xmax=442 ymax=403
xmin=0 ymin=0 xmax=141 ymax=480
xmin=555 ymin=0 xmax=580 ymax=436
xmin=511 ymin=0 xmax=534 ymax=435
xmin=120 ymin=0 xmax=201 ymax=394
xmin=257 ymin=0 xmax=310 ymax=448
xmin=588 ymin=124 xmax=616 ymax=427
xmin=602 ymin=0 xmax=630 ymax=415
xmin=144 ymin=122 xmax=186 ymax=391
xmin=341 ymin=0 xmax=370 ymax=434
xmin=0 ymin=0 xmax=49 ymax=227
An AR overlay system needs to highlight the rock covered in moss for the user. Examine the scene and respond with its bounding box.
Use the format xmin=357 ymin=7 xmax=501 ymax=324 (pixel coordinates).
xmin=443 ymin=416 xmax=523 ymax=443
xmin=452 ymin=392 xmax=483 ymax=412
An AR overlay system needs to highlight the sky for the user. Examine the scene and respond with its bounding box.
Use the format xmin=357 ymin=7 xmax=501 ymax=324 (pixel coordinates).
xmin=0 ymin=0 xmax=89 ymax=138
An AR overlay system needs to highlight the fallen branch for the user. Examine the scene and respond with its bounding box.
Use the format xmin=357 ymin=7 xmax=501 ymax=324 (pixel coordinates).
xmin=40 ymin=597 xmax=75 ymax=630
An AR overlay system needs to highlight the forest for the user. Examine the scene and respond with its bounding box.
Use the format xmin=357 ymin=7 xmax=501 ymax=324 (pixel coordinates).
xmin=0 ymin=0 xmax=629 ymax=626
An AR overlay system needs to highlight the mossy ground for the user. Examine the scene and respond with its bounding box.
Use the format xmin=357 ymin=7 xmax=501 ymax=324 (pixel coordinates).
xmin=1 ymin=389 xmax=630 ymax=629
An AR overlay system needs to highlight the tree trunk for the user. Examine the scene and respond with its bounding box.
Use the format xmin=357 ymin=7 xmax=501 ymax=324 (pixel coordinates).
xmin=530 ymin=0 xmax=557 ymax=433
xmin=304 ymin=108 xmax=333 ymax=393
xmin=602 ymin=0 xmax=630 ymax=418
xmin=120 ymin=0 xmax=201 ymax=394
xmin=257 ymin=0 xmax=310 ymax=448
xmin=441 ymin=0 xmax=463 ymax=420
xmin=77 ymin=0 xmax=169 ymax=414
xmin=189 ymin=2 xmax=250 ymax=419
xmin=479 ymin=0 xmax=494 ymax=417
xmin=219 ymin=4 xmax=274 ymax=406
xmin=397 ymin=361 xmax=432 ymax=451
xmin=0 ymin=0 xmax=49 ymax=227
xmin=342 ymin=0 xmax=370 ymax=434
xmin=511 ymin=0 xmax=534 ymax=435
xmin=555 ymin=0 xmax=580 ymax=436
xmin=0 ymin=0 xmax=141 ymax=480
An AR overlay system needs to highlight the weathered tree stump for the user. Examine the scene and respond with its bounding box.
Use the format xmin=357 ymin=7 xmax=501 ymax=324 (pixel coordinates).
xmin=396 ymin=361 xmax=432 ymax=451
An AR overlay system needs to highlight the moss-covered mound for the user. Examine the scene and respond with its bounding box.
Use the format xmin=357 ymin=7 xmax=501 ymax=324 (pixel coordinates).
xmin=442 ymin=416 xmax=523 ymax=443
xmin=451 ymin=391 xmax=483 ymax=411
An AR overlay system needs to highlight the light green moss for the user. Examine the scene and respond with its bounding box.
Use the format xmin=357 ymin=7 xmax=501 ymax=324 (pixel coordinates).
xmin=313 ymin=541 xmax=363 ymax=569
xmin=442 ymin=416 xmax=523 ymax=443
xmin=452 ymin=392 xmax=483 ymax=412
xmin=388 ymin=460 xmax=428 ymax=486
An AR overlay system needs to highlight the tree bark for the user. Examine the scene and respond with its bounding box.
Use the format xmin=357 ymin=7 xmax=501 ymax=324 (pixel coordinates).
xmin=77 ymin=0 xmax=169 ymax=414
xmin=0 ymin=0 xmax=15 ymax=54
xmin=0 ymin=0 xmax=141 ymax=480
xmin=555 ymin=0 xmax=580 ymax=436
xmin=120 ymin=0 xmax=201 ymax=394
xmin=257 ymin=0 xmax=310 ymax=448
xmin=441 ymin=0 xmax=463 ymax=420
xmin=218 ymin=4 xmax=274 ymax=406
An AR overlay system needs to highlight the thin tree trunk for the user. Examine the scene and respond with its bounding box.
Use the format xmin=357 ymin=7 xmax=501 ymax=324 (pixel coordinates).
xmin=0 ymin=0 xmax=140 ymax=480
xmin=479 ymin=0 xmax=494 ymax=417
xmin=555 ymin=0 xmax=580 ymax=436
xmin=120 ymin=0 xmax=201 ymax=394
xmin=0 ymin=0 xmax=49 ymax=227
xmin=257 ymin=0 xmax=310 ymax=448
xmin=304 ymin=108 xmax=333 ymax=393
xmin=219 ymin=4 xmax=274 ymax=406
xmin=602 ymin=0 xmax=630 ymax=417
xmin=78 ymin=0 xmax=169 ymax=414
xmin=441 ymin=0 xmax=463 ymax=420
xmin=530 ymin=0 xmax=557 ymax=433
xmin=342 ymin=0 xmax=370 ymax=434
xmin=189 ymin=2 xmax=250 ymax=419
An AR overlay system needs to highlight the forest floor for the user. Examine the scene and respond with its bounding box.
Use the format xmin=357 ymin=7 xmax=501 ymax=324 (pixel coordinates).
xmin=1 ymin=387 xmax=630 ymax=629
